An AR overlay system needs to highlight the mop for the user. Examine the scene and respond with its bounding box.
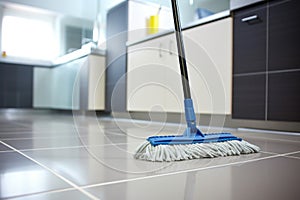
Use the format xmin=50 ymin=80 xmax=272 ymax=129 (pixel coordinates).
xmin=134 ymin=0 xmax=260 ymax=162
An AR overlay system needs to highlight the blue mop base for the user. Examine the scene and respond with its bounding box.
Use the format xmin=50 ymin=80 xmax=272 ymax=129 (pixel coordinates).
xmin=147 ymin=132 xmax=242 ymax=146
xmin=147 ymin=98 xmax=242 ymax=146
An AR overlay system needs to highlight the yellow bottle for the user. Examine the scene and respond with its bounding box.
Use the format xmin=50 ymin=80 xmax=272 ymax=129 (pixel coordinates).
xmin=148 ymin=15 xmax=159 ymax=35
xmin=2 ymin=51 xmax=7 ymax=58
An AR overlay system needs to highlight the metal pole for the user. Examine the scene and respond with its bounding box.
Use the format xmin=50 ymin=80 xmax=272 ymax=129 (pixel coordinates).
xmin=170 ymin=0 xmax=191 ymax=99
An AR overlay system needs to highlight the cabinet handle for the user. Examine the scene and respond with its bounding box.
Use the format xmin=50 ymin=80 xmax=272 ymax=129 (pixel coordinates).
xmin=169 ymin=40 xmax=173 ymax=55
xmin=159 ymin=43 xmax=162 ymax=57
xmin=241 ymin=15 xmax=258 ymax=22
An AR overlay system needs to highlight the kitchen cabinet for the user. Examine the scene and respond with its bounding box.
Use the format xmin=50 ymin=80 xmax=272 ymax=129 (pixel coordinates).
xmin=106 ymin=1 xmax=128 ymax=112
xmin=268 ymin=71 xmax=300 ymax=121
xmin=127 ymin=17 xmax=233 ymax=115
xmin=232 ymin=2 xmax=267 ymax=119
xmin=34 ymin=58 xmax=83 ymax=110
xmin=0 ymin=63 xmax=33 ymax=108
xmin=232 ymin=0 xmax=300 ymax=122
xmin=233 ymin=3 xmax=267 ymax=74
xmin=233 ymin=75 xmax=266 ymax=120
xmin=34 ymin=54 xmax=105 ymax=110
xmin=127 ymin=33 xmax=181 ymax=112
xmin=86 ymin=55 xmax=106 ymax=110
xmin=268 ymin=0 xmax=300 ymax=71
xmin=106 ymin=1 xmax=173 ymax=113
xmin=184 ymin=17 xmax=233 ymax=114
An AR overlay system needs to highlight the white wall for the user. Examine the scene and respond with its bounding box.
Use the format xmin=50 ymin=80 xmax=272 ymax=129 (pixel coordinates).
xmin=127 ymin=1 xmax=173 ymax=43
xmin=0 ymin=0 xmax=97 ymax=20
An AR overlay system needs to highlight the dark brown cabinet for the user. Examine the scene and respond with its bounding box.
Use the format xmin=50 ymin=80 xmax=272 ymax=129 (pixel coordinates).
xmin=0 ymin=63 xmax=33 ymax=108
xmin=268 ymin=0 xmax=300 ymax=71
xmin=233 ymin=75 xmax=266 ymax=120
xmin=268 ymin=71 xmax=300 ymax=121
xmin=232 ymin=0 xmax=300 ymax=122
xmin=233 ymin=3 xmax=267 ymax=74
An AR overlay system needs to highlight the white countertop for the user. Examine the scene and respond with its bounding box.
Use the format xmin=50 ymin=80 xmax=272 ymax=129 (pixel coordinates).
xmin=230 ymin=0 xmax=265 ymax=10
xmin=0 ymin=45 xmax=106 ymax=67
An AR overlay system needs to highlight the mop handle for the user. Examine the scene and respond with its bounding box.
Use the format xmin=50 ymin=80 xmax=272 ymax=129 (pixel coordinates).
xmin=170 ymin=0 xmax=191 ymax=99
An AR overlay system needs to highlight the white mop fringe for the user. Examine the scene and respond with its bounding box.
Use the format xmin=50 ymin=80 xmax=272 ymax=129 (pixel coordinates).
xmin=134 ymin=140 xmax=260 ymax=162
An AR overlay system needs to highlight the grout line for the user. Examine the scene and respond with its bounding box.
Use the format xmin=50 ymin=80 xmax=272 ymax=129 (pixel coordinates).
xmin=82 ymin=151 xmax=300 ymax=190
xmin=100 ymin=117 xmax=185 ymax=127
xmin=237 ymin=128 xmax=300 ymax=136
xmin=233 ymin=71 xmax=267 ymax=77
xmin=0 ymin=129 xmax=130 ymax=141
xmin=3 ymin=142 xmax=141 ymax=153
xmin=259 ymin=150 xmax=278 ymax=155
xmin=0 ymin=129 xmax=79 ymax=134
xmin=0 ymin=150 xmax=15 ymax=153
xmin=283 ymin=151 xmax=300 ymax=157
xmin=265 ymin=2 xmax=269 ymax=121
xmin=0 ymin=130 xmax=113 ymax=136
xmin=283 ymin=155 xmax=300 ymax=160
xmin=17 ymin=145 xmax=88 ymax=152
xmin=0 ymin=141 xmax=100 ymax=200
xmin=1 ymin=135 xmax=87 ymax=141
xmin=267 ymin=68 xmax=300 ymax=74
xmin=233 ymin=68 xmax=300 ymax=77
xmin=241 ymin=135 xmax=300 ymax=144
xmin=0 ymin=133 xmax=108 ymax=141
xmin=3 ymin=188 xmax=76 ymax=200
xmin=99 ymin=117 xmax=238 ymax=132
xmin=0 ymin=130 xmax=80 ymax=134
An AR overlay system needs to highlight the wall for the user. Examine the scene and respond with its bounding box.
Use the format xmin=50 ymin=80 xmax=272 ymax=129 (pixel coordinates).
xmin=0 ymin=0 xmax=97 ymax=20
xmin=127 ymin=1 xmax=173 ymax=43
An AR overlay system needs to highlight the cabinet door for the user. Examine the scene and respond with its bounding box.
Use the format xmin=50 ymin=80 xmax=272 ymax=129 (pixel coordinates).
xmin=127 ymin=36 xmax=167 ymax=112
xmin=268 ymin=0 xmax=300 ymax=71
xmin=233 ymin=3 xmax=267 ymax=74
xmin=127 ymin=34 xmax=183 ymax=113
xmin=184 ymin=17 xmax=233 ymax=114
xmin=268 ymin=71 xmax=300 ymax=122
xmin=88 ymin=55 xmax=106 ymax=110
xmin=232 ymin=75 xmax=266 ymax=120
xmin=17 ymin=65 xmax=33 ymax=108
xmin=162 ymin=34 xmax=183 ymax=113
xmin=0 ymin=64 xmax=32 ymax=108
xmin=106 ymin=1 xmax=128 ymax=112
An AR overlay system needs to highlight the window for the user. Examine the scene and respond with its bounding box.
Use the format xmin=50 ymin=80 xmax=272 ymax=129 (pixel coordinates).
xmin=1 ymin=11 xmax=58 ymax=60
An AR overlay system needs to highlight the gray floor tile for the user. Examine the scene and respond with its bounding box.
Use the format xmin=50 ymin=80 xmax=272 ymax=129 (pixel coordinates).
xmin=1 ymin=132 xmax=142 ymax=150
xmin=2 ymin=137 xmax=88 ymax=150
xmin=0 ymin=152 xmax=71 ymax=199
xmin=21 ymin=147 xmax=141 ymax=186
xmin=0 ymin=131 xmax=80 ymax=140
xmin=0 ymin=143 xmax=11 ymax=151
xmin=96 ymin=124 xmax=300 ymax=155
xmin=0 ymin=110 xmax=299 ymax=200
xmin=87 ymin=143 xmax=272 ymax=174
xmin=233 ymin=131 xmax=300 ymax=154
xmin=20 ymin=143 xmax=272 ymax=187
xmin=85 ymin=156 xmax=300 ymax=200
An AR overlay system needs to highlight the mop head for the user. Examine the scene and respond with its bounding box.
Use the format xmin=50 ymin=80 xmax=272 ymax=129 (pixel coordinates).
xmin=134 ymin=134 xmax=260 ymax=162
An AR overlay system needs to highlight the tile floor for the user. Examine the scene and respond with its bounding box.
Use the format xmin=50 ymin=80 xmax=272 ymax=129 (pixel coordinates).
xmin=0 ymin=110 xmax=299 ymax=200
